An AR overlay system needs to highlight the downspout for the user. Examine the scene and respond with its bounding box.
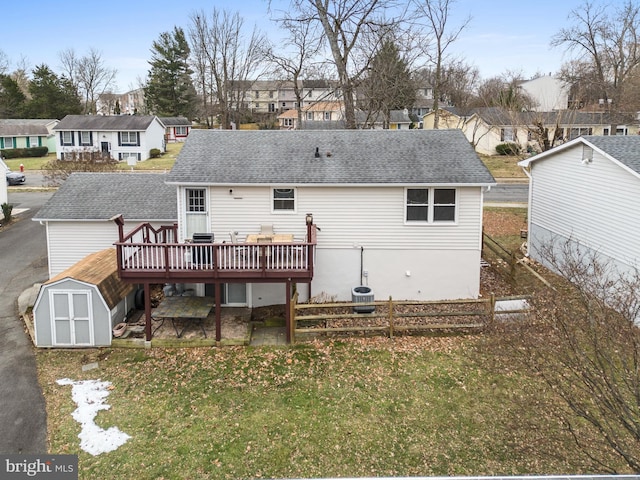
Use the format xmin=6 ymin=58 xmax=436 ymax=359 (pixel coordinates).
xmin=521 ymin=164 xmax=533 ymax=257
xmin=360 ymin=246 xmax=364 ymax=286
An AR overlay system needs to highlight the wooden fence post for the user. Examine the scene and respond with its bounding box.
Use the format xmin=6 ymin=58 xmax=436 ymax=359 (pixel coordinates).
xmin=290 ymin=291 xmax=298 ymax=344
xmin=388 ymin=296 xmax=394 ymax=338
xmin=490 ymin=294 xmax=496 ymax=324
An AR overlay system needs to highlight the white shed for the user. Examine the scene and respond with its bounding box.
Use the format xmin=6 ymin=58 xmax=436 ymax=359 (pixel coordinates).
xmin=33 ymin=248 xmax=135 ymax=348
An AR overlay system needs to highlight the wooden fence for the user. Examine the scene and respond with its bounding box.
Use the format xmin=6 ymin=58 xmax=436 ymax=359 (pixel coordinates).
xmin=289 ymin=294 xmax=530 ymax=343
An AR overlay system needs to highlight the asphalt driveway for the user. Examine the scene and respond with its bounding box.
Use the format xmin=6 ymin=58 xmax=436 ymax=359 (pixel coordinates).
xmin=0 ymin=190 xmax=53 ymax=453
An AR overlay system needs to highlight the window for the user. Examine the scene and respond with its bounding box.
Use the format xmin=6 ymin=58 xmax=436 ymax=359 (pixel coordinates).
xmin=567 ymin=127 xmax=592 ymax=140
xmin=306 ymin=112 xmax=314 ymax=121
xmin=61 ymin=131 xmax=74 ymax=146
xmin=119 ymin=152 xmax=140 ymax=162
xmin=79 ymin=131 xmax=92 ymax=146
xmin=269 ymin=91 xmax=274 ymax=99
xmin=273 ymin=188 xmax=295 ymax=212
xmin=175 ymin=126 xmax=187 ymax=136
xmin=269 ymin=103 xmax=276 ymax=113
xmin=324 ymin=112 xmax=331 ymax=121
xmin=283 ymin=118 xmax=294 ymax=127
xmin=500 ymin=128 xmax=515 ymax=142
xmin=406 ymin=188 xmax=456 ymax=223
xmin=2 ymin=137 xmax=13 ymax=149
xmin=255 ymin=91 xmax=260 ymax=99
xmin=29 ymin=136 xmax=39 ymax=147
xmin=120 ymin=131 xmax=138 ymax=146
xmin=186 ymin=188 xmax=206 ymax=212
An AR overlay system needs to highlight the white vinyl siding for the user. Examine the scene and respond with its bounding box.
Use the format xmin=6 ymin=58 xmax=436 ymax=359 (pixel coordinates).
xmin=203 ymin=185 xmax=482 ymax=250
xmin=528 ymin=144 xmax=640 ymax=270
xmin=45 ymin=221 xmax=172 ymax=278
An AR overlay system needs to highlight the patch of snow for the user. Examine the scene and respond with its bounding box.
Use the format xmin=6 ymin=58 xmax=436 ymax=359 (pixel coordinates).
xmin=56 ymin=378 xmax=131 ymax=456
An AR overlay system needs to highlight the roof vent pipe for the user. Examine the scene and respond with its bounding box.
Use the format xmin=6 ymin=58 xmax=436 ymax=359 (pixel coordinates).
xmin=314 ymin=147 xmax=320 ymax=158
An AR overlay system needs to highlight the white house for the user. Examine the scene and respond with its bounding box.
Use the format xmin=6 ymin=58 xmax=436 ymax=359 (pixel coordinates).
xmin=33 ymin=172 xmax=177 ymax=278
xmin=159 ymin=129 xmax=495 ymax=307
xmin=518 ymin=135 xmax=640 ymax=280
xmin=518 ymin=75 xmax=570 ymax=111
xmin=53 ymin=115 xmax=166 ymax=164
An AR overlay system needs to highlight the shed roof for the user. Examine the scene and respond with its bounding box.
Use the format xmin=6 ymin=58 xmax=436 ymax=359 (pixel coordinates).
xmin=33 ymin=172 xmax=177 ymax=221
xmin=54 ymin=115 xmax=158 ymax=131
xmin=46 ymin=248 xmax=133 ymax=309
xmin=167 ymin=129 xmax=495 ymax=186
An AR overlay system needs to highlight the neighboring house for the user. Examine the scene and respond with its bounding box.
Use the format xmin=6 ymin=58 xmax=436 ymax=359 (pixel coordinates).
xmin=423 ymin=107 xmax=637 ymax=155
xmin=159 ymin=117 xmax=191 ymax=143
xmin=33 ymin=172 xmax=177 ymax=278
xmin=113 ymin=129 xmax=495 ymax=342
xmin=53 ymin=115 xmax=166 ymax=164
xmin=519 ymin=135 xmax=640 ymax=282
xmin=517 ymin=75 xmax=570 ymax=111
xmin=96 ymin=88 xmax=145 ymax=116
xmin=0 ymin=119 xmax=58 ymax=153
xmin=355 ymin=109 xmax=414 ymax=130
xmin=277 ymin=102 xmax=345 ymax=129
xmin=32 ymin=248 xmax=135 ymax=348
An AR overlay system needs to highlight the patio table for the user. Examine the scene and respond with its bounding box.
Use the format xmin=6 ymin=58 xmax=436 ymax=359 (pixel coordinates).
xmin=152 ymin=295 xmax=214 ymax=338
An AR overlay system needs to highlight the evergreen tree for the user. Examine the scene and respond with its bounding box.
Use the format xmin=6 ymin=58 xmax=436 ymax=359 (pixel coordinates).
xmin=145 ymin=27 xmax=197 ymax=118
xmin=358 ymin=40 xmax=416 ymax=128
xmin=0 ymin=74 xmax=27 ymax=118
xmin=25 ymin=65 xmax=82 ymax=118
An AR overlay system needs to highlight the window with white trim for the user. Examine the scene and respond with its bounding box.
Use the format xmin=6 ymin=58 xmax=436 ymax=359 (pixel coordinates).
xmin=273 ymin=188 xmax=295 ymax=212
xmin=79 ymin=131 xmax=92 ymax=146
xmin=29 ymin=136 xmax=39 ymax=147
xmin=61 ymin=131 xmax=74 ymax=146
xmin=283 ymin=118 xmax=294 ymax=127
xmin=406 ymin=188 xmax=456 ymax=223
xmin=186 ymin=188 xmax=206 ymax=212
xmin=120 ymin=131 xmax=138 ymax=145
xmin=324 ymin=111 xmax=331 ymax=121
xmin=175 ymin=126 xmax=187 ymax=135
xmin=306 ymin=112 xmax=314 ymax=120
xmin=2 ymin=137 xmax=14 ymax=149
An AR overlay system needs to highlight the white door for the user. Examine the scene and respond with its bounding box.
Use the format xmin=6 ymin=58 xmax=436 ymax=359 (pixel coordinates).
xmin=50 ymin=290 xmax=94 ymax=346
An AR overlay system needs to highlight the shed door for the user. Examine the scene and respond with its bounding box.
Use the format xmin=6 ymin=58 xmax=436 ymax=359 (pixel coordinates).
xmin=50 ymin=290 xmax=93 ymax=346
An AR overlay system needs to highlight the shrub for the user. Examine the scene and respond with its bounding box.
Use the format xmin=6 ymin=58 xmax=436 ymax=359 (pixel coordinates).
xmin=495 ymin=143 xmax=520 ymax=155
xmin=1 ymin=147 xmax=49 ymax=158
xmin=149 ymin=148 xmax=161 ymax=158
xmin=1 ymin=203 xmax=13 ymax=223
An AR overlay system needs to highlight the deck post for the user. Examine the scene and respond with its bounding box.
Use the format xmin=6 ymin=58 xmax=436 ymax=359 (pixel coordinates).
xmin=215 ymin=282 xmax=221 ymax=342
xmin=285 ymin=280 xmax=292 ymax=343
xmin=144 ymin=283 xmax=152 ymax=341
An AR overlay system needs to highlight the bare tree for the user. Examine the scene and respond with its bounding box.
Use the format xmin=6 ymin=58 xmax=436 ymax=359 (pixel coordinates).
xmin=0 ymin=50 xmax=9 ymax=75
xmin=413 ymin=0 xmax=470 ymax=129
xmin=188 ymin=8 xmax=267 ymax=129
xmin=279 ymin=0 xmax=405 ymax=129
xmin=59 ymin=48 xmax=117 ymax=114
xmin=264 ymin=17 xmax=324 ymax=129
xmin=552 ymin=0 xmax=640 ymax=110
xmin=481 ymin=238 xmax=640 ymax=472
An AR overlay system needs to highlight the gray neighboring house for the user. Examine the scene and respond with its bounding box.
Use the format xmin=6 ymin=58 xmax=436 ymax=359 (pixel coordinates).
xmin=33 ymin=172 xmax=177 ymax=278
xmin=53 ymin=115 xmax=166 ymax=164
xmin=519 ymin=135 xmax=640 ymax=281
xmin=0 ymin=118 xmax=58 ymax=153
xmin=158 ymin=116 xmax=191 ymax=142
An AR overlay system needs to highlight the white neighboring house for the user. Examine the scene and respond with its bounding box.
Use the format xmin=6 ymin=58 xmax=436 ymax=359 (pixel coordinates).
xmin=518 ymin=75 xmax=570 ymax=111
xmin=160 ymin=129 xmax=496 ymax=306
xmin=519 ymin=135 xmax=640 ymax=281
xmin=33 ymin=172 xmax=177 ymax=278
xmin=53 ymin=115 xmax=166 ymax=164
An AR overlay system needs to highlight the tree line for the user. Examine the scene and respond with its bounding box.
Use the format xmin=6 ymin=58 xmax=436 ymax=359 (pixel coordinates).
xmin=1 ymin=0 xmax=639 ymax=130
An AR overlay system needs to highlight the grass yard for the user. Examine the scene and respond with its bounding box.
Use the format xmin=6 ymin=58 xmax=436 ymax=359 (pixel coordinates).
xmin=480 ymin=154 xmax=527 ymax=179
xmin=37 ymin=337 xmax=616 ymax=480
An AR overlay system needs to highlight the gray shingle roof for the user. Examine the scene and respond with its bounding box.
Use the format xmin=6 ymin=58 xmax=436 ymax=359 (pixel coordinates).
xmin=53 ymin=115 xmax=157 ymax=131
xmin=583 ymin=135 xmax=640 ymax=174
xmin=34 ymin=172 xmax=177 ymax=221
xmin=0 ymin=123 xmax=49 ymax=136
xmin=158 ymin=117 xmax=191 ymax=127
xmin=167 ymin=129 xmax=495 ymax=185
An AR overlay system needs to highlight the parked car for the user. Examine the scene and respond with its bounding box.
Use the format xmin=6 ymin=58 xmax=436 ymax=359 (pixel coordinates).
xmin=6 ymin=169 xmax=26 ymax=185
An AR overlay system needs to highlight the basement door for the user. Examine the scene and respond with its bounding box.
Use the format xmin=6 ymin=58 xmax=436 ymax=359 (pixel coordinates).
xmin=50 ymin=290 xmax=94 ymax=346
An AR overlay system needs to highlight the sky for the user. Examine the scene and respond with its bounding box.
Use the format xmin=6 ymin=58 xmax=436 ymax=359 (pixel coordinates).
xmin=2 ymin=0 xmax=588 ymax=92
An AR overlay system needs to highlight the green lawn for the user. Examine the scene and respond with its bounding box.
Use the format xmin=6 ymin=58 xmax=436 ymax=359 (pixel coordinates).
xmin=479 ymin=154 xmax=527 ymax=179
xmin=37 ymin=337 xmax=622 ymax=479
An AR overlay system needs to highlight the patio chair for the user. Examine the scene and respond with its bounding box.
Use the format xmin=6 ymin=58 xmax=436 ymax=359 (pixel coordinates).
xmin=260 ymin=224 xmax=274 ymax=235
